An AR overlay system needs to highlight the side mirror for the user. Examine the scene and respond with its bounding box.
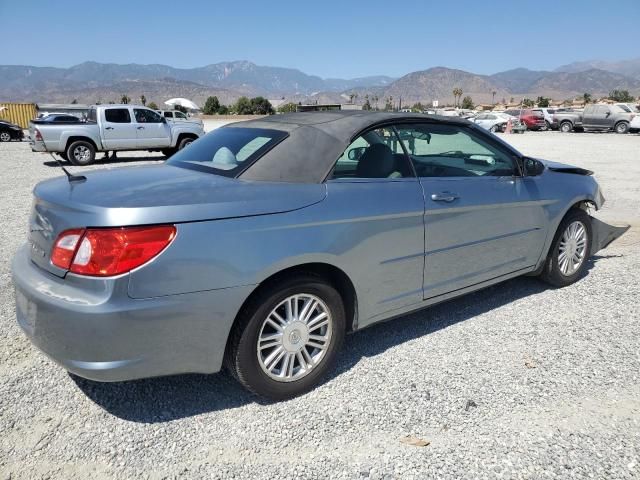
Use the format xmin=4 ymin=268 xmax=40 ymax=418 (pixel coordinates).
xmin=348 ymin=146 xmax=367 ymax=160
xmin=523 ymin=157 xmax=545 ymax=176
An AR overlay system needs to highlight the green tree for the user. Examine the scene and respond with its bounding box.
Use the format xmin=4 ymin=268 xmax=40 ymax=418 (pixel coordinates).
xmin=250 ymin=97 xmax=275 ymax=115
xmin=140 ymin=94 xmax=146 ymax=106
xmin=608 ymin=89 xmax=635 ymax=102
xmin=147 ymin=101 xmax=158 ymax=110
xmin=411 ymin=102 xmax=425 ymax=113
xmin=233 ymin=96 xmax=253 ymax=114
xmin=71 ymin=98 xmax=78 ymax=104
xmin=583 ymin=93 xmax=592 ymax=104
xmin=461 ymin=96 xmax=474 ymax=109
xmin=277 ymin=102 xmax=298 ymax=113
xmin=203 ymin=96 xmax=221 ymax=115
xmin=536 ymin=96 xmax=550 ymax=107
xmin=362 ymin=99 xmax=372 ymax=110
xmin=174 ymin=105 xmax=188 ymax=114
xmin=522 ymin=98 xmax=534 ymax=108
xmin=217 ymin=105 xmax=230 ymax=115
xmin=120 ymin=94 xmax=131 ymax=104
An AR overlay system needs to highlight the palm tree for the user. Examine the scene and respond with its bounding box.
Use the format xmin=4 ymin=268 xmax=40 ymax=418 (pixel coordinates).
xmin=140 ymin=94 xmax=147 ymax=106
xmin=492 ymin=91 xmax=496 ymax=105
xmin=349 ymin=93 xmax=355 ymax=104
xmin=452 ymin=88 xmax=463 ymax=107
xmin=120 ymin=94 xmax=130 ymax=104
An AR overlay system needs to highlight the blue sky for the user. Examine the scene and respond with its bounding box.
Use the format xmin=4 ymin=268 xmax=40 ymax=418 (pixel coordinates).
xmin=1 ymin=0 xmax=638 ymax=78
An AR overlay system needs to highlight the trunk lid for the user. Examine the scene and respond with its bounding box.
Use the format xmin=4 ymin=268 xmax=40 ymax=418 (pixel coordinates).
xmin=29 ymin=164 xmax=326 ymax=276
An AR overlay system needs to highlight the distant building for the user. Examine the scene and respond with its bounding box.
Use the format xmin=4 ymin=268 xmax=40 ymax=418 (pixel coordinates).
xmin=296 ymin=104 xmax=342 ymax=112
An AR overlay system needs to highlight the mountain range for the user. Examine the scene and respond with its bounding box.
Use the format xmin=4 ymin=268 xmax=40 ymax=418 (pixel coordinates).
xmin=1 ymin=59 xmax=639 ymax=107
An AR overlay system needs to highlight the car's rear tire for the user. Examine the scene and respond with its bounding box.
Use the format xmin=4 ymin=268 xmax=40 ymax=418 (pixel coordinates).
xmin=66 ymin=140 xmax=96 ymax=166
xmin=489 ymin=125 xmax=499 ymax=133
xmin=615 ymin=121 xmax=629 ymax=134
xmin=540 ymin=209 xmax=592 ymax=287
xmin=560 ymin=121 xmax=573 ymax=133
xmin=225 ymin=273 xmax=346 ymax=400
xmin=0 ymin=131 xmax=12 ymax=142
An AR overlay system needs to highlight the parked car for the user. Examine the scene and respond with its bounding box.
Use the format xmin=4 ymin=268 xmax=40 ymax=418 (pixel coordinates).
xmin=38 ymin=114 xmax=86 ymax=124
xmin=553 ymin=110 xmax=584 ymax=133
xmin=629 ymin=114 xmax=640 ymax=133
xmin=584 ymin=104 xmax=635 ymax=133
xmin=157 ymin=110 xmax=204 ymax=128
xmin=12 ymin=111 xmax=626 ymax=400
xmin=471 ymin=112 xmax=526 ymax=133
xmin=532 ymin=108 xmax=557 ymax=130
xmin=504 ymin=109 xmax=546 ymax=130
xmin=0 ymin=119 xmax=24 ymax=142
xmin=29 ymin=104 xmax=205 ymax=165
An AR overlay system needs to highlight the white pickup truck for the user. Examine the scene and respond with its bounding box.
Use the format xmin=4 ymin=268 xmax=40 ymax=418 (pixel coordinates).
xmin=29 ymin=104 xmax=205 ymax=165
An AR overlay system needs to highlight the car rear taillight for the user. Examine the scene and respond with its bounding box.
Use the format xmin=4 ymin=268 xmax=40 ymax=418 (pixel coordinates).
xmin=51 ymin=225 xmax=176 ymax=276
xmin=34 ymin=129 xmax=43 ymax=141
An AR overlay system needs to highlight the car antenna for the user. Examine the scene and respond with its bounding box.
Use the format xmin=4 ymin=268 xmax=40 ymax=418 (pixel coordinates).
xmin=39 ymin=130 xmax=86 ymax=183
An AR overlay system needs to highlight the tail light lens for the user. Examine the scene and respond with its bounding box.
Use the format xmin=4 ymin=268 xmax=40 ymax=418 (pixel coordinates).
xmin=34 ymin=129 xmax=43 ymax=141
xmin=51 ymin=225 xmax=176 ymax=276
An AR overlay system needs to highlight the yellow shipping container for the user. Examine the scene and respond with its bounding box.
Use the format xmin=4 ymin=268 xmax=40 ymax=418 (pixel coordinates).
xmin=0 ymin=103 xmax=37 ymax=129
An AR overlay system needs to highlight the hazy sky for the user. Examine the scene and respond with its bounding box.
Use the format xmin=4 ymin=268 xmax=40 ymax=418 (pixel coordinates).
xmin=1 ymin=0 xmax=638 ymax=78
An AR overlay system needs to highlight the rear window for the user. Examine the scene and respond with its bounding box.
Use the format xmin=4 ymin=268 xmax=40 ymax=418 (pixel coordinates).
xmin=105 ymin=108 xmax=131 ymax=123
xmin=167 ymin=127 xmax=288 ymax=177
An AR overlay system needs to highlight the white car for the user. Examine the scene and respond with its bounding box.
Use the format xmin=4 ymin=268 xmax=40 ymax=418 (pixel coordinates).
xmin=157 ymin=110 xmax=204 ymax=128
xmin=472 ymin=112 xmax=517 ymax=132
xmin=629 ymin=114 xmax=640 ymax=133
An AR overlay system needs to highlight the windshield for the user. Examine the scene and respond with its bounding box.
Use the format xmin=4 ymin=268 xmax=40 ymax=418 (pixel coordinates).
xmin=167 ymin=127 xmax=288 ymax=177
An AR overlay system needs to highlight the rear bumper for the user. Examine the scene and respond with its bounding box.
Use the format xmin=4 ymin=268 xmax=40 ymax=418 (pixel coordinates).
xmin=11 ymin=245 xmax=253 ymax=382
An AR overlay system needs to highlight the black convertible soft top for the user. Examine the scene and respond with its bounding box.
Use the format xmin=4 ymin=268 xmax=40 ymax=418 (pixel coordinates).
xmin=227 ymin=111 xmax=470 ymax=183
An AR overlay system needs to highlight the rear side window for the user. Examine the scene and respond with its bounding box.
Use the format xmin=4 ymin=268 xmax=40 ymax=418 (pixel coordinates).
xmin=163 ymin=111 xmax=173 ymax=118
xmin=104 ymin=108 xmax=131 ymax=123
xmin=134 ymin=109 xmax=163 ymax=123
xmin=167 ymin=127 xmax=288 ymax=177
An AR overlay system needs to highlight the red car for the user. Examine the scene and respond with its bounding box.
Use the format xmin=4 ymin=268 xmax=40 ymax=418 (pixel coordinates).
xmin=504 ymin=109 xmax=546 ymax=130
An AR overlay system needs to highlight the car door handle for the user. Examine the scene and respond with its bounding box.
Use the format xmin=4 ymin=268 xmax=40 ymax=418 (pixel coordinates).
xmin=137 ymin=126 xmax=145 ymax=130
xmin=105 ymin=127 xmax=114 ymax=130
xmin=431 ymin=192 xmax=460 ymax=202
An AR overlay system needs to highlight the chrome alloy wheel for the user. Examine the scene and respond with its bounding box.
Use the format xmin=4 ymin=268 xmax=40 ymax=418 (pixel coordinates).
xmin=0 ymin=132 xmax=11 ymax=142
xmin=73 ymin=145 xmax=91 ymax=163
xmin=558 ymin=220 xmax=588 ymax=276
xmin=257 ymin=294 xmax=333 ymax=382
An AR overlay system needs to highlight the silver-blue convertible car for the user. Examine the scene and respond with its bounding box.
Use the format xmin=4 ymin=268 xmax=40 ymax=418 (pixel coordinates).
xmin=12 ymin=112 xmax=626 ymax=399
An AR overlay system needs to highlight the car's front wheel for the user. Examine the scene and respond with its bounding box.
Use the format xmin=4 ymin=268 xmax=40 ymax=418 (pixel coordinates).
xmin=226 ymin=274 xmax=345 ymax=400
xmin=540 ymin=209 xmax=592 ymax=287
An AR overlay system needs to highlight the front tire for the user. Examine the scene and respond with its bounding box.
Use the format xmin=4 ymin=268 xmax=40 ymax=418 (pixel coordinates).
xmin=540 ymin=209 xmax=592 ymax=287
xmin=489 ymin=125 xmax=499 ymax=133
xmin=66 ymin=140 xmax=96 ymax=166
xmin=0 ymin=131 xmax=11 ymax=142
xmin=226 ymin=274 xmax=345 ymax=400
xmin=177 ymin=136 xmax=195 ymax=151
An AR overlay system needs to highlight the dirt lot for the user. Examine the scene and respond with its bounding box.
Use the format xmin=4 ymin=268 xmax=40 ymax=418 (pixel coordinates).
xmin=1 ymin=131 xmax=639 ymax=479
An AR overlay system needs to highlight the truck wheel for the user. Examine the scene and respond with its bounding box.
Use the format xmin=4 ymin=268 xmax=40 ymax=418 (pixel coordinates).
xmin=489 ymin=125 xmax=499 ymax=133
xmin=539 ymin=209 xmax=592 ymax=288
xmin=615 ymin=122 xmax=629 ymax=134
xmin=66 ymin=140 xmax=96 ymax=166
xmin=177 ymin=137 xmax=195 ymax=151
xmin=225 ymin=273 xmax=346 ymax=400
xmin=560 ymin=121 xmax=573 ymax=133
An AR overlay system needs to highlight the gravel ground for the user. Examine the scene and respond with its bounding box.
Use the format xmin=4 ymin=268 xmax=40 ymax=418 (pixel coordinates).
xmin=1 ymin=132 xmax=639 ymax=479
